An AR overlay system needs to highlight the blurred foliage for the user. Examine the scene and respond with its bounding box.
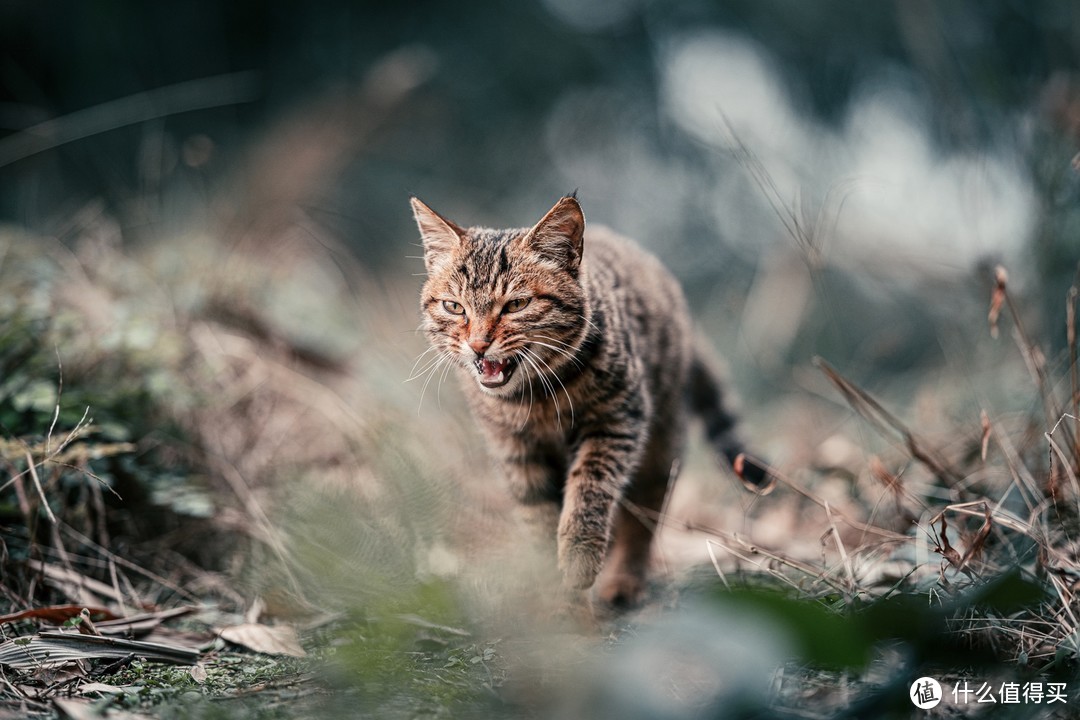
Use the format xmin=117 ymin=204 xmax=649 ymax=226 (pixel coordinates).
xmin=0 ymin=233 xmax=202 ymax=551
xmin=701 ymin=568 xmax=1048 ymax=673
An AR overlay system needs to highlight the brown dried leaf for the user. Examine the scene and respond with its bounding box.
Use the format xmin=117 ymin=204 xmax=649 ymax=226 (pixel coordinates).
xmin=218 ymin=623 xmax=306 ymax=657
xmin=189 ymin=663 xmax=208 ymax=684
xmin=0 ymin=605 xmax=118 ymax=627
xmin=935 ymin=515 xmax=963 ymax=571
xmin=980 ymin=410 xmax=991 ymax=462
xmin=960 ymin=505 xmax=993 ymax=569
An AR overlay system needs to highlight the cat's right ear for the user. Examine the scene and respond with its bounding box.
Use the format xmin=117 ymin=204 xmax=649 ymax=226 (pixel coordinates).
xmin=411 ymin=197 xmax=465 ymax=273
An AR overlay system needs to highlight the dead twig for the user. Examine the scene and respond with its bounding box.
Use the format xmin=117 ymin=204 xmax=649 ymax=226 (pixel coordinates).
xmin=814 ymin=357 xmax=962 ymax=484
xmin=23 ymin=449 xmax=56 ymax=525
xmin=1046 ymin=414 xmax=1080 ymax=514
xmin=1066 ymin=282 xmax=1079 ymax=471
xmin=991 ymin=265 xmax=1062 ymax=433
xmin=823 ymin=502 xmax=856 ymax=597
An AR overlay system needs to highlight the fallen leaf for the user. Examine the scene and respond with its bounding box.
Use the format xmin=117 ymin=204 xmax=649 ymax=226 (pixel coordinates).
xmin=219 ymin=623 xmax=306 ymax=657
xmin=189 ymin=663 xmax=208 ymax=684
xmin=0 ymin=605 xmax=118 ymax=627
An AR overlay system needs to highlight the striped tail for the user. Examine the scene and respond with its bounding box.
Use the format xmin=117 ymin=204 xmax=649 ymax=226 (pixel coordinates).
xmin=686 ymin=344 xmax=774 ymax=493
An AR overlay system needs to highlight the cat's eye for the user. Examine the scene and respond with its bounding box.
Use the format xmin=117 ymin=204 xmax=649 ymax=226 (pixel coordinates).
xmin=503 ymin=297 xmax=531 ymax=314
xmin=442 ymin=300 xmax=465 ymax=315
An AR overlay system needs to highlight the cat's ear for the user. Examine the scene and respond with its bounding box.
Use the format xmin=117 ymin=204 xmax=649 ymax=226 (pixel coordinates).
xmin=411 ymin=197 xmax=465 ymax=273
xmin=522 ymin=195 xmax=585 ymax=272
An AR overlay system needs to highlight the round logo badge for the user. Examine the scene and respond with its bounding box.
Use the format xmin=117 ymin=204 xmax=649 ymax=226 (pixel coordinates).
xmin=910 ymin=677 xmax=943 ymax=709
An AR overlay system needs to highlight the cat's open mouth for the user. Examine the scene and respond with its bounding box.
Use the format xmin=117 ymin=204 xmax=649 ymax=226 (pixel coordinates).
xmin=475 ymin=357 xmax=515 ymax=388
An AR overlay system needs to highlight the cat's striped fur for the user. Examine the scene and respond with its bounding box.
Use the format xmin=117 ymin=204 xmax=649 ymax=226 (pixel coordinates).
xmin=412 ymin=194 xmax=769 ymax=607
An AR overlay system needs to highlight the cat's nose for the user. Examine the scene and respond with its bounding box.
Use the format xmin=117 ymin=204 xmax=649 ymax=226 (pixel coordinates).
xmin=468 ymin=338 xmax=491 ymax=355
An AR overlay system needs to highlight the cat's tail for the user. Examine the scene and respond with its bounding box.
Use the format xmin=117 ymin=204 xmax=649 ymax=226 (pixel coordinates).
xmin=686 ymin=341 xmax=775 ymax=494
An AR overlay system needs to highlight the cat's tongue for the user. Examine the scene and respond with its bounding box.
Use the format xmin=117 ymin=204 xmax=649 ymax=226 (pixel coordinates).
xmin=477 ymin=358 xmax=509 ymax=386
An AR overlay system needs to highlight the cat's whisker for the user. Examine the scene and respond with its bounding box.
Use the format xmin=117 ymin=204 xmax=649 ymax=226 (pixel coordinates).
xmin=517 ymin=354 xmax=535 ymax=432
xmin=523 ymin=346 xmax=575 ymax=428
xmin=541 ymin=353 xmax=575 ymax=426
xmin=406 ymin=345 xmax=442 ymax=379
xmin=528 ymin=339 xmax=583 ymax=369
xmin=415 ymin=355 xmax=445 ymax=410
xmin=531 ymin=333 xmax=577 ymax=349
xmin=436 ymin=351 xmax=455 ymax=408
xmin=519 ymin=348 xmax=562 ymax=430
xmin=577 ymin=313 xmax=602 ymax=335
xmin=417 ymin=351 xmax=452 ymax=414
xmin=522 ymin=346 xmax=572 ymax=430
xmin=529 ymin=336 xmax=588 ymax=376
xmin=405 ymin=348 xmax=447 ymax=382
xmin=405 ymin=359 xmax=443 ymax=384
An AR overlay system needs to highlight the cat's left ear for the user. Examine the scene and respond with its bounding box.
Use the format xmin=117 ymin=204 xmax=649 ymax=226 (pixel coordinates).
xmin=522 ymin=196 xmax=585 ymax=273
xmin=411 ymin=197 xmax=465 ymax=274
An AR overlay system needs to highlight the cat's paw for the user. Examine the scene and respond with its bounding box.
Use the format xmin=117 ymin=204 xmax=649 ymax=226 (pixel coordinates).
xmin=557 ymin=535 xmax=605 ymax=589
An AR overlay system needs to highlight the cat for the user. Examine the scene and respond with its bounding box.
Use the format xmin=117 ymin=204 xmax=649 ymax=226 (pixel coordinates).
xmin=411 ymin=193 xmax=771 ymax=608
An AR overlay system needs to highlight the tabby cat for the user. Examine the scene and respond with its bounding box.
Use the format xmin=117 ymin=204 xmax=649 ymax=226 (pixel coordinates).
xmin=412 ymin=194 xmax=770 ymax=607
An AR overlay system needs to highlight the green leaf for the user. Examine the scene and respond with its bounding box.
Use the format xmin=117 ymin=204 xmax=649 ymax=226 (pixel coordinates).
xmin=709 ymin=588 xmax=874 ymax=671
xmin=961 ymin=567 xmax=1046 ymax=613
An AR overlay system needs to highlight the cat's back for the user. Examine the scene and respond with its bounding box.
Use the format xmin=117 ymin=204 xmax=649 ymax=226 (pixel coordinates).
xmin=580 ymin=225 xmax=693 ymax=394
xmin=582 ymin=225 xmax=689 ymax=326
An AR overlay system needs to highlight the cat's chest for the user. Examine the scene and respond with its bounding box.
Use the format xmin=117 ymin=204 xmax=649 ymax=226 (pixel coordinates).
xmin=497 ymin=394 xmax=575 ymax=442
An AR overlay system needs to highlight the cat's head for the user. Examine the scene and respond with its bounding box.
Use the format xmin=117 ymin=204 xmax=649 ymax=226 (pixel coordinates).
xmin=412 ymin=195 xmax=588 ymax=396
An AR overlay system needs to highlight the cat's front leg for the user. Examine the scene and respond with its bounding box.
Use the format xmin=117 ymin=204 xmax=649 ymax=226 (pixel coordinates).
xmin=558 ymin=432 xmax=643 ymax=589
xmin=497 ymin=443 xmax=565 ymax=549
